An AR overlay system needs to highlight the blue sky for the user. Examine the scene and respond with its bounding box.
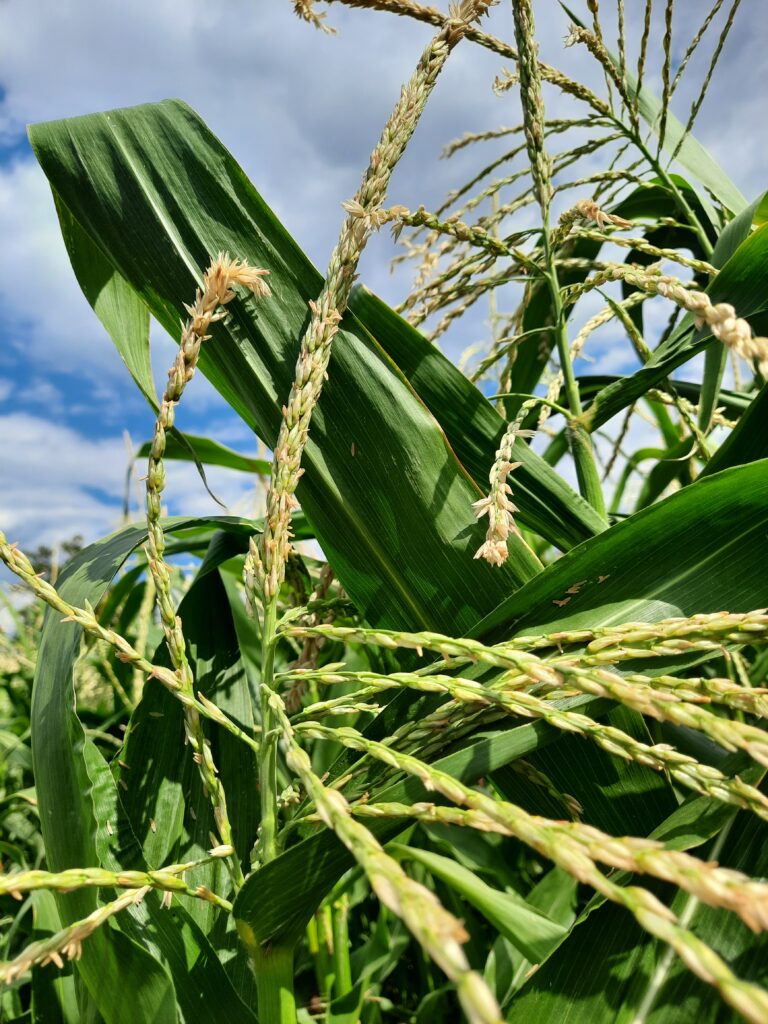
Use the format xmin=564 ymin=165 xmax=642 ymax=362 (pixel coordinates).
xmin=0 ymin=0 xmax=766 ymax=552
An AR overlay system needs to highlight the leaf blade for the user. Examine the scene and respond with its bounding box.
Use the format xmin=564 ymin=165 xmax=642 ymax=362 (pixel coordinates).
xmin=29 ymin=99 xmax=541 ymax=635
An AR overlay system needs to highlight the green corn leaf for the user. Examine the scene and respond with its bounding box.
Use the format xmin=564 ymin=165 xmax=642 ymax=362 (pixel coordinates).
xmin=702 ymin=383 xmax=768 ymax=476
xmin=348 ymin=285 xmax=606 ymax=550
xmin=53 ymin=195 xmax=155 ymax=404
xmin=612 ymin=177 xmax=716 ymax=238
xmin=116 ymin=567 xmax=258 ymax=935
xmin=476 ymin=459 xmax=768 ymax=643
xmin=505 ymin=811 xmax=768 ymax=1023
xmin=53 ymin=192 xmax=228 ymax=506
xmin=29 ymin=98 xmax=541 ymax=636
xmin=487 ymin=867 xmax=578 ymax=1007
xmin=633 ymin=437 xmax=695 ymax=512
xmin=390 ymin=843 xmax=567 ymax=963
xmin=30 ymin=891 xmax=79 ymax=1024
xmin=136 ymin=433 xmax=270 ymax=477
xmin=695 ymin=192 xmax=767 ymax=431
xmin=30 ymin=517 xmax=264 ymax=1021
xmin=498 ymin=755 xmax=765 ymax=1011
xmin=83 ymin=722 xmax=259 ymax=1023
xmin=575 ymin=377 xmax=754 ymax=418
xmin=491 ymin=705 xmax=675 ymax=838
xmin=708 ymin=190 xmax=768 ymax=267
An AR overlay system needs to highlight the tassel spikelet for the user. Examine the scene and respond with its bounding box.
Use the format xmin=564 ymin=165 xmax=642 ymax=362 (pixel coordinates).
xmin=0 ymin=849 xmax=235 ymax=910
xmin=299 ymin=721 xmax=768 ymax=1024
xmin=510 ymin=0 xmax=552 ymax=214
xmin=0 ymin=889 xmax=150 ymax=985
xmin=265 ymin=686 xmax=503 ymax=1024
xmin=285 ymin=664 xmax=768 ymax=820
xmin=472 ymin=424 xmax=534 ymax=566
xmin=293 ymin=0 xmax=336 ymax=32
xmin=144 ymin=254 xmax=269 ymax=877
xmin=588 ymin=265 xmax=768 ymax=379
xmin=0 ymin=532 xmax=258 ymax=752
xmin=256 ymin=2 xmax=492 ymax=604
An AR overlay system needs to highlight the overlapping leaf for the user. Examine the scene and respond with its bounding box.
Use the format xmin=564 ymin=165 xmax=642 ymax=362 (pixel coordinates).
xmin=30 ymin=99 xmax=543 ymax=636
xmin=30 ymin=516 xmax=262 ymax=1021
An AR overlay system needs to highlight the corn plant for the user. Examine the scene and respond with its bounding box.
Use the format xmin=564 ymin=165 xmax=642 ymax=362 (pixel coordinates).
xmin=2 ymin=0 xmax=768 ymax=1021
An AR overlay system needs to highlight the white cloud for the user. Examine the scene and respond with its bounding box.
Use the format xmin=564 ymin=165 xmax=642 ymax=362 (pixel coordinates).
xmin=0 ymin=159 xmax=133 ymax=385
xmin=0 ymin=412 xmax=127 ymax=545
xmin=0 ymin=412 xmax=263 ymax=549
xmin=0 ymin=0 xmax=762 ymax=377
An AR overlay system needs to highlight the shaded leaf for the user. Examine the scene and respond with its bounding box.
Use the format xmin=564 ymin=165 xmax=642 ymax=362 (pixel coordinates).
xmin=390 ymin=844 xmax=567 ymax=963
xmin=30 ymin=517 xmax=263 ymax=1022
xmin=703 ymin=383 xmax=768 ymax=477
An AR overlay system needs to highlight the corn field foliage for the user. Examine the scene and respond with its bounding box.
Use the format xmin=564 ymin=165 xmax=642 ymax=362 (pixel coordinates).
xmin=2 ymin=1 xmax=768 ymax=1021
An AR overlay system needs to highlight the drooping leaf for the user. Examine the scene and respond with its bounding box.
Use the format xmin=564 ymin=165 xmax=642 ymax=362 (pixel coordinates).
xmin=53 ymin=195 xmax=154 ymax=403
xmin=136 ymin=433 xmax=270 ymax=477
xmin=30 ymin=99 xmax=541 ymax=635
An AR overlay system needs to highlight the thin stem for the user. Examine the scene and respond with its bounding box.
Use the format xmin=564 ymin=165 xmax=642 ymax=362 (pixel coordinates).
xmin=668 ymin=0 xmax=742 ymax=167
xmin=244 ymin=13 xmax=488 ymax=1021
xmin=669 ymin=0 xmax=726 ymax=98
xmin=143 ymin=255 xmax=268 ymax=889
xmin=332 ymin=893 xmax=353 ymax=1001
xmin=547 ymin=259 xmax=607 ymax=518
